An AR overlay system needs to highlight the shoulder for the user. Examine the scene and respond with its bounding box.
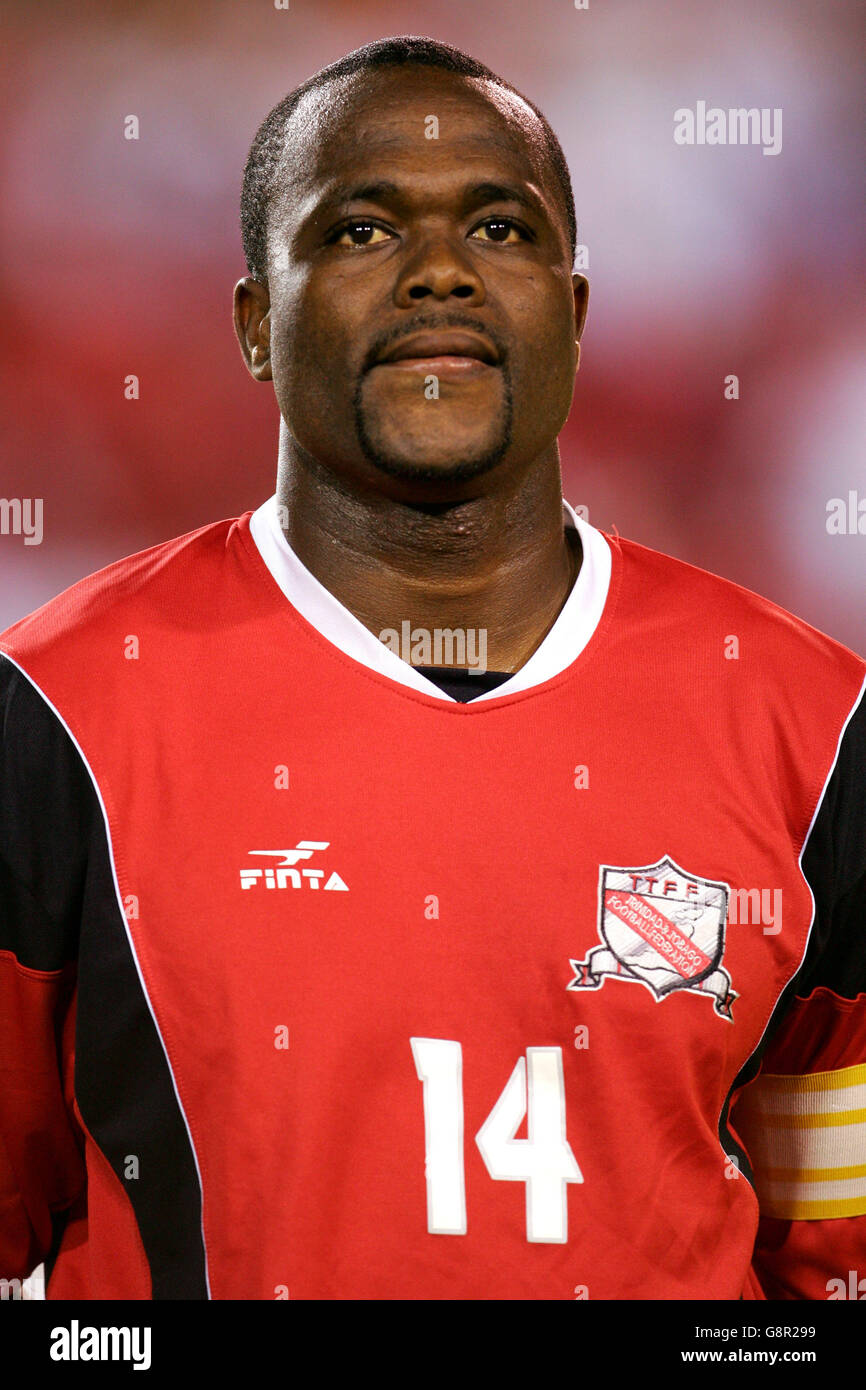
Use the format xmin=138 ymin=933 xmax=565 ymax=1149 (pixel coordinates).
xmin=609 ymin=530 xmax=866 ymax=690
xmin=0 ymin=513 xmax=254 ymax=666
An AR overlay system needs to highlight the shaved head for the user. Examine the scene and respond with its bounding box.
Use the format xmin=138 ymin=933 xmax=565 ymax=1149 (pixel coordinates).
xmin=240 ymin=36 xmax=577 ymax=287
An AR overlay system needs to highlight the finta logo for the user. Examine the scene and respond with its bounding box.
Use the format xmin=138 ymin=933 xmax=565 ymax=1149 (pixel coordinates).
xmin=239 ymin=841 xmax=349 ymax=892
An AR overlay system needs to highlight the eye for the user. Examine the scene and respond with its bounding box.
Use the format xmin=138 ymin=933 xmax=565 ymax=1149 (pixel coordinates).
xmin=470 ymin=218 xmax=528 ymax=244
xmin=331 ymin=221 xmax=392 ymax=248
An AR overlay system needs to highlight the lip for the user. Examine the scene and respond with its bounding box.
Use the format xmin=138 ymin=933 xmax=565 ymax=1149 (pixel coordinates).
xmin=376 ymin=331 xmax=499 ymax=366
xmin=374 ymin=355 xmax=493 ymax=378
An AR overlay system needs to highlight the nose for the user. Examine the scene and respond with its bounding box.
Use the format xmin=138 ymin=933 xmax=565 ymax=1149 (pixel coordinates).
xmin=394 ymin=237 xmax=485 ymax=305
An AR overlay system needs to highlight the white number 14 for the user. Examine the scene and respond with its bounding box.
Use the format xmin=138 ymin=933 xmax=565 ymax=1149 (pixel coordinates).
xmin=410 ymin=1038 xmax=583 ymax=1244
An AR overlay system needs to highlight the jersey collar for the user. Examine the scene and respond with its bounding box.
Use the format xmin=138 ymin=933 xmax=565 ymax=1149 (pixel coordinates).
xmin=249 ymin=494 xmax=611 ymax=703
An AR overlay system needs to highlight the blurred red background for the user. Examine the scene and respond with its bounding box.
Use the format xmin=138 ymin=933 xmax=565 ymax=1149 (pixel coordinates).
xmin=1 ymin=0 xmax=863 ymax=651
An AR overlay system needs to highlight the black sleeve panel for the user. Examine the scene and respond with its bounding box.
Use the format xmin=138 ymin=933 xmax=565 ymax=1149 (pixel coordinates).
xmin=0 ymin=653 xmax=209 ymax=1296
xmin=796 ymin=686 xmax=866 ymax=999
xmin=0 ymin=653 xmax=101 ymax=970
xmin=718 ymin=685 xmax=865 ymax=1175
xmin=729 ymin=686 xmax=866 ymax=1092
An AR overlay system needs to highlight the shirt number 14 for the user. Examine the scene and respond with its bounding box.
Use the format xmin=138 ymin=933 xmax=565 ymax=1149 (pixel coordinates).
xmin=410 ymin=1038 xmax=583 ymax=1243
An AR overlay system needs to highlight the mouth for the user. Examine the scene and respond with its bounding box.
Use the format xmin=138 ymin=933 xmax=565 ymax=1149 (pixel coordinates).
xmin=373 ymin=331 xmax=500 ymax=379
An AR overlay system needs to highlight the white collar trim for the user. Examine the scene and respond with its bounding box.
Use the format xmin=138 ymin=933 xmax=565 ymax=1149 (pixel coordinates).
xmin=249 ymin=494 xmax=611 ymax=703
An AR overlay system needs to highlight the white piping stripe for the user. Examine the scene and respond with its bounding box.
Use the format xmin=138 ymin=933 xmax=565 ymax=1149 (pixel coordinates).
xmin=757 ymin=670 xmax=865 ymax=1054
xmin=1 ymin=652 xmax=211 ymax=1299
xmin=791 ymin=669 xmax=866 ymax=997
xmin=716 ymin=670 xmax=866 ymax=1185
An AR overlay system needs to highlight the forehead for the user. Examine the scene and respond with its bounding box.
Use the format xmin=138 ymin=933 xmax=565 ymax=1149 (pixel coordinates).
xmin=275 ymin=66 xmax=551 ymax=205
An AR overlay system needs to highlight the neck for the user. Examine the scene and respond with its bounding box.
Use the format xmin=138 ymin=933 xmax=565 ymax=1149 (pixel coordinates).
xmin=274 ymin=430 xmax=579 ymax=674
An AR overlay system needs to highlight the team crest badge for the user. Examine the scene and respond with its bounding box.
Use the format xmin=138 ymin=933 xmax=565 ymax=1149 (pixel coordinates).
xmin=567 ymin=856 xmax=736 ymax=1020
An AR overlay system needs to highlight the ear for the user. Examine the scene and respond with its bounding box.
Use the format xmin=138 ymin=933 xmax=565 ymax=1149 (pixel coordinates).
xmin=572 ymin=272 xmax=589 ymax=342
xmin=233 ymin=278 xmax=272 ymax=381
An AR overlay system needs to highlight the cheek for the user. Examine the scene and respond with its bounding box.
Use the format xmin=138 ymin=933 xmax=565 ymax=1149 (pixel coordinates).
xmin=270 ymin=292 xmax=348 ymax=403
xmin=507 ymin=295 xmax=577 ymax=437
xmin=514 ymin=300 xmax=575 ymax=394
xmin=268 ymin=288 xmax=364 ymax=444
xmin=270 ymin=290 xmax=321 ymax=378
xmin=511 ymin=278 xmax=573 ymax=354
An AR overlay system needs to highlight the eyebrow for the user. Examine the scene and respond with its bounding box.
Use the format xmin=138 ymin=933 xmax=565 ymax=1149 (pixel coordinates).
xmin=460 ymin=181 xmax=543 ymax=215
xmin=324 ymin=180 xmax=402 ymax=208
xmin=313 ymin=178 xmax=545 ymax=219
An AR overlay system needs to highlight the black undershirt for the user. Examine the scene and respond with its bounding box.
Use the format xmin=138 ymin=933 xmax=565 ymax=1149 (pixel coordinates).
xmin=413 ymin=666 xmax=512 ymax=702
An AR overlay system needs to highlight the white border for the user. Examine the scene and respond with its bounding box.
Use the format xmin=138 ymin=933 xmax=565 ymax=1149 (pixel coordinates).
xmin=249 ymin=495 xmax=612 ymax=703
xmin=1 ymin=653 xmax=212 ymax=1299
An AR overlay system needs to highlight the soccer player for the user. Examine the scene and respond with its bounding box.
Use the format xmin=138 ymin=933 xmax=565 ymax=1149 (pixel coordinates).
xmin=1 ymin=37 xmax=864 ymax=1301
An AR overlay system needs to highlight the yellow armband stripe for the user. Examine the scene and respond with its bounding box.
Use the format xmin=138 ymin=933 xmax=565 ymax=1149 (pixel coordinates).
xmin=735 ymin=1062 xmax=866 ymax=1219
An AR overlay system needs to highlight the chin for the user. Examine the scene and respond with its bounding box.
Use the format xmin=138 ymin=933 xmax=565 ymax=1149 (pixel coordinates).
xmin=358 ymin=439 xmax=511 ymax=485
xmin=354 ymin=374 xmax=514 ymax=488
xmin=356 ymin=414 xmax=513 ymax=486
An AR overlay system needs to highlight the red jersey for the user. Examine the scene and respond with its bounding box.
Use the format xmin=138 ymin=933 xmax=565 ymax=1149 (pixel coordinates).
xmin=1 ymin=504 xmax=864 ymax=1299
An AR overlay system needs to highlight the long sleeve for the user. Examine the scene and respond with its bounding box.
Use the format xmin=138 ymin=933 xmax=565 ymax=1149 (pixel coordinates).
xmin=731 ymin=689 xmax=866 ymax=1299
xmin=0 ymin=654 xmax=95 ymax=1283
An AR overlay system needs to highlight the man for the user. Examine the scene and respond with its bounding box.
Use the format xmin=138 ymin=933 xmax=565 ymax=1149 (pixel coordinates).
xmin=1 ymin=37 xmax=864 ymax=1301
